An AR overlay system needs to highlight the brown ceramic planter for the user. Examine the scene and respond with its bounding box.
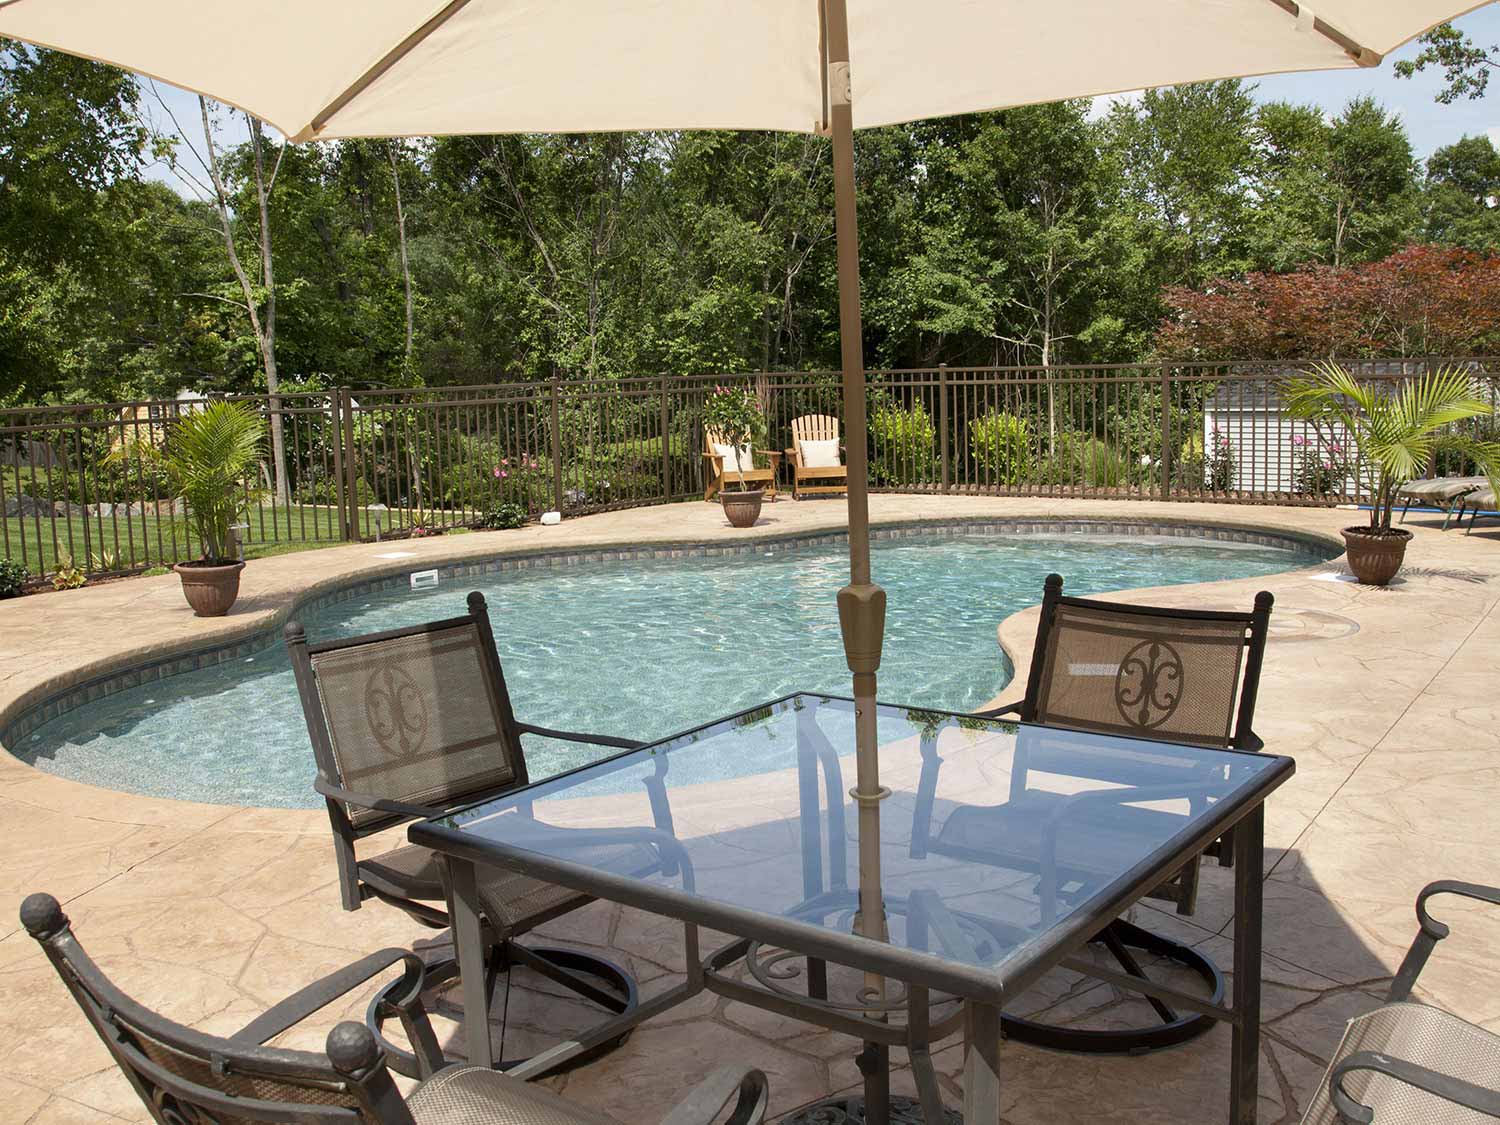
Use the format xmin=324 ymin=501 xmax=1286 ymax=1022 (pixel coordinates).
xmin=721 ymin=489 xmax=764 ymax=528
xmin=1341 ymin=526 xmax=1411 ymax=586
xmin=174 ymin=560 xmax=245 ymax=616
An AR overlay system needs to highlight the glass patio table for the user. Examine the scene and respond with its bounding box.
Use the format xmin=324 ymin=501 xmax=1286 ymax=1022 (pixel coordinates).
xmin=410 ymin=692 xmax=1294 ymax=1124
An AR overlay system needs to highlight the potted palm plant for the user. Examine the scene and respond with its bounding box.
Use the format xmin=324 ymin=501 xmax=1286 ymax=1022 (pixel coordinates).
xmin=703 ymin=384 xmax=768 ymax=528
xmin=1282 ymin=362 xmax=1498 ymax=585
xmin=130 ymin=400 xmax=266 ymax=615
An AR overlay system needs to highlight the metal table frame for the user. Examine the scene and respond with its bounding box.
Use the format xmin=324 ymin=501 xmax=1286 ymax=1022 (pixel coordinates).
xmin=410 ymin=693 xmax=1292 ymax=1124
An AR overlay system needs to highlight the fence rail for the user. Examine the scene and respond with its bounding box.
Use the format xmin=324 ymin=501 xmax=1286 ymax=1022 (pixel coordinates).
xmin=4 ymin=357 xmax=1497 ymax=583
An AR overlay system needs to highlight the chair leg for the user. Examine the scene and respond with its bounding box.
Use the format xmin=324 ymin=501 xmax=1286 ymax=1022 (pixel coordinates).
xmin=1000 ymin=918 xmax=1223 ymax=1054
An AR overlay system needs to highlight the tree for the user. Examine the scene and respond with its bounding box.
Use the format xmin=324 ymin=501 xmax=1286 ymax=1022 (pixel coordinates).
xmin=1108 ymin=81 xmax=1261 ymax=289
xmin=1395 ymin=22 xmax=1499 ymax=103
xmin=1423 ymin=136 xmax=1500 ymax=251
xmin=197 ymin=99 xmax=289 ymax=502
xmin=1155 ymin=244 xmax=1500 ymax=360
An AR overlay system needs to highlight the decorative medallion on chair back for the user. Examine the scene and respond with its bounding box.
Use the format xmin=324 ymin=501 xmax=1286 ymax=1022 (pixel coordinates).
xmin=1031 ymin=599 xmax=1261 ymax=750
xmin=310 ymin=622 xmax=521 ymax=828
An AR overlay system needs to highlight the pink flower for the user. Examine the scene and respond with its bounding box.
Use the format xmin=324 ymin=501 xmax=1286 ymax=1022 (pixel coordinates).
xmin=492 ymin=467 xmax=502 ymax=478
xmin=502 ymin=458 xmax=509 ymax=465
xmin=500 ymin=471 xmax=509 ymax=479
xmin=1291 ymin=435 xmax=1307 ymax=447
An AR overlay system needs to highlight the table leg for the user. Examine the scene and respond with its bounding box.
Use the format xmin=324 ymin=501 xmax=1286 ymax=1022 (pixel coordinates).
xmin=963 ymin=1000 xmax=1002 ymax=1123
xmin=446 ymin=857 xmax=494 ymax=1069
xmin=1230 ymin=805 xmax=1265 ymax=1125
xmin=857 ymin=1042 xmax=890 ymax=1125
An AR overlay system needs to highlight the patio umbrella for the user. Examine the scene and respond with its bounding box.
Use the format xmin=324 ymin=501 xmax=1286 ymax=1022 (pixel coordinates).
xmin=0 ymin=0 xmax=1477 ymax=1110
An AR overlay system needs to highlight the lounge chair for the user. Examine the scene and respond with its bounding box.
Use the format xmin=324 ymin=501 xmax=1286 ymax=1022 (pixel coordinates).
xmin=784 ymin=414 xmax=848 ymax=499
xmin=1300 ymin=879 xmax=1500 ymax=1123
xmin=286 ymin=591 xmax=664 ymax=1074
xmin=910 ymin=573 xmax=1273 ymax=1054
xmin=1398 ymin=475 xmax=1488 ymax=529
xmin=702 ymin=427 xmax=779 ymax=502
xmin=1463 ymin=484 xmax=1498 ymax=535
xmin=20 ymin=891 xmax=770 ymax=1125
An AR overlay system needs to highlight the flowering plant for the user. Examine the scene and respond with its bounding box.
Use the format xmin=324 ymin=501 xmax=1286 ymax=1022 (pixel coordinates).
xmin=1290 ymin=432 xmax=1351 ymax=496
xmin=702 ymin=384 xmax=766 ymax=490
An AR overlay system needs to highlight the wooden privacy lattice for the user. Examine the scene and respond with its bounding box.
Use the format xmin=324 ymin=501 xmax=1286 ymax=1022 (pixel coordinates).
xmin=3 ymin=358 xmax=1496 ymax=582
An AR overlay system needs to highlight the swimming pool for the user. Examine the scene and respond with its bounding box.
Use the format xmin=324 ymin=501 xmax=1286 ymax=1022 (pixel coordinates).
xmin=12 ymin=525 xmax=1329 ymax=807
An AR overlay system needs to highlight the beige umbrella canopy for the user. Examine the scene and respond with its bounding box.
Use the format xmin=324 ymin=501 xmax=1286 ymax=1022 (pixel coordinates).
xmin=0 ymin=0 xmax=1477 ymax=1113
xmin=0 ymin=0 xmax=1470 ymax=141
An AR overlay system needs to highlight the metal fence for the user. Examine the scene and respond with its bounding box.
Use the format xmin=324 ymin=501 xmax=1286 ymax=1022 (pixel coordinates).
xmin=4 ymin=357 xmax=1497 ymax=583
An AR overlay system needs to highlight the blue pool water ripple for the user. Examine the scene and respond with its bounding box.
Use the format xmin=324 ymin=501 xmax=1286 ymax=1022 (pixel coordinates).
xmin=15 ymin=532 xmax=1326 ymax=807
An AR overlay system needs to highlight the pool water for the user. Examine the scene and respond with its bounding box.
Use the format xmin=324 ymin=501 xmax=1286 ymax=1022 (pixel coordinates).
xmin=14 ymin=530 xmax=1325 ymax=807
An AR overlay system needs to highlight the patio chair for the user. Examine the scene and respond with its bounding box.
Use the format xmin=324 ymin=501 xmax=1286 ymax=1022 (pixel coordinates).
xmin=1301 ymin=879 xmax=1500 ymax=1124
xmin=909 ymin=573 xmax=1273 ymax=1054
xmin=1398 ymin=475 xmax=1488 ymax=530
xmin=286 ymin=591 xmax=664 ymax=1075
xmin=702 ymin=427 xmax=779 ymax=502
xmin=784 ymin=414 xmax=848 ymax=499
xmin=20 ymin=891 xmax=770 ymax=1125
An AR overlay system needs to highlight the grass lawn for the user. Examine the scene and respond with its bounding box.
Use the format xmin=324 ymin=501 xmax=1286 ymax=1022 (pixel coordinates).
xmin=1 ymin=503 xmax=429 ymax=579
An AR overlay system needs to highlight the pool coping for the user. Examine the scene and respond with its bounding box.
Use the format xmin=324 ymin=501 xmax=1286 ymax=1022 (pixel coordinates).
xmin=1 ymin=505 xmax=1342 ymax=797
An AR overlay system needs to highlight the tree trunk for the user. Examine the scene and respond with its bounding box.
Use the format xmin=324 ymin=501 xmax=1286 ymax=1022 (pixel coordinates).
xmin=249 ymin=116 xmax=288 ymax=506
xmin=389 ymin=146 xmax=415 ymax=371
xmin=199 ymin=97 xmax=287 ymax=507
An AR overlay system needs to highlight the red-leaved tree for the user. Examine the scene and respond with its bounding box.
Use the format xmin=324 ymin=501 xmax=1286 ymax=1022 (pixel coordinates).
xmin=1154 ymin=244 xmax=1500 ymax=360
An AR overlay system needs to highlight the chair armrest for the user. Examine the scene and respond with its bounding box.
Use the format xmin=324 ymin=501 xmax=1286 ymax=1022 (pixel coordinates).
xmin=973 ymin=700 xmax=1023 ymax=719
xmin=515 ymin=721 xmax=645 ymax=750
xmin=237 ymin=948 xmax=447 ymax=1079
xmin=1330 ymin=1049 xmax=1500 ymax=1123
xmin=1389 ymin=881 xmax=1500 ymax=1000
xmin=1237 ymin=731 xmax=1264 ymax=752
xmin=315 ymin=776 xmax=444 ymax=820
xmin=660 ymin=1066 xmax=769 ymax=1125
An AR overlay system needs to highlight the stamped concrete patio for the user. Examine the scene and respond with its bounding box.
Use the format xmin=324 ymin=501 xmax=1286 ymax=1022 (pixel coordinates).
xmin=2 ymin=495 xmax=1498 ymax=1124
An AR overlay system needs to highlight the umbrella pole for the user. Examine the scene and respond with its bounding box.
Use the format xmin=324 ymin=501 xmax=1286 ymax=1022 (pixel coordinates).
xmin=824 ymin=0 xmax=893 ymax=1120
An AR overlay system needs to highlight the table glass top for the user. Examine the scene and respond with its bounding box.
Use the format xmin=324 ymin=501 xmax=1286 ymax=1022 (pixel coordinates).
xmin=436 ymin=694 xmax=1286 ymax=974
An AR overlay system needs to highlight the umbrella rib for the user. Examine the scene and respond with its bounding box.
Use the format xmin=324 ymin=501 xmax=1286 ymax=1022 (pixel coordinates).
xmin=1262 ymin=0 xmax=1382 ymax=66
xmin=305 ymin=0 xmax=475 ymax=139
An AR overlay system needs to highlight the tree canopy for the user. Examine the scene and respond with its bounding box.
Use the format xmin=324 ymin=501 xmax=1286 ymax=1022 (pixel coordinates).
xmin=3 ymin=44 xmax=1500 ymax=407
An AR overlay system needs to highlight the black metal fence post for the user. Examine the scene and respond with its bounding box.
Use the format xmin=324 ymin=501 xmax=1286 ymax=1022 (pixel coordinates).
xmin=660 ymin=376 xmax=672 ymax=499
xmin=330 ymin=388 xmax=348 ymax=541
xmin=938 ymin=364 xmax=951 ymax=494
xmin=549 ymin=378 xmax=564 ymax=513
xmin=342 ymin=391 xmax=361 ymax=538
xmin=1159 ymin=363 xmax=1173 ymax=499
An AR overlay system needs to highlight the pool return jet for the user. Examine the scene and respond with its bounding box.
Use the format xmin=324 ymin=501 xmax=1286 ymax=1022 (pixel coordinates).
xmin=0 ymin=0 xmax=1471 ymax=1118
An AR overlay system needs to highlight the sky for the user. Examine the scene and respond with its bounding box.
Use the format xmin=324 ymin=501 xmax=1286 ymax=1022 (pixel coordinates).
xmin=142 ymin=4 xmax=1500 ymax=196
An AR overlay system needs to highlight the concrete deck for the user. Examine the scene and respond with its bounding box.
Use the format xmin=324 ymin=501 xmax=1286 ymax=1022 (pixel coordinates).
xmin=1 ymin=495 xmax=1497 ymax=1124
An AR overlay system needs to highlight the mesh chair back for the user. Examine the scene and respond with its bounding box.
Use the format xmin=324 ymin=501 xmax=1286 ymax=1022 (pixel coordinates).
xmin=307 ymin=619 xmax=523 ymax=829
xmin=1021 ymin=574 xmax=1271 ymax=750
xmin=20 ymin=896 xmax=398 ymax=1125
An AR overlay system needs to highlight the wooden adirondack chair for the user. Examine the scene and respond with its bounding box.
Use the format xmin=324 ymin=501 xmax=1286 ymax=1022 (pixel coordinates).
xmin=703 ymin=427 xmax=780 ymax=501
xmin=785 ymin=414 xmax=848 ymax=499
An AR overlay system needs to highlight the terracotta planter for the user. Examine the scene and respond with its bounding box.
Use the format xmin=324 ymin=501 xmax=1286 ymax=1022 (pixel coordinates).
xmin=174 ymin=560 xmax=245 ymax=616
xmin=721 ymin=489 xmax=764 ymax=528
xmin=1341 ymin=526 xmax=1411 ymax=586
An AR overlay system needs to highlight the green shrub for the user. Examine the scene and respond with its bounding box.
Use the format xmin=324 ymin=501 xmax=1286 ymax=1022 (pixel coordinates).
xmin=969 ymin=412 xmax=1032 ymax=485
xmin=481 ymin=502 xmax=529 ymax=530
xmin=1177 ymin=430 xmax=1236 ymax=490
xmin=1040 ymin=433 xmax=1128 ymax=487
xmin=294 ymin=469 xmax=375 ymax=508
xmin=869 ymin=402 xmax=937 ymax=486
xmin=0 ymin=558 xmax=27 ymax=598
xmin=51 ymin=554 xmax=87 ymax=590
